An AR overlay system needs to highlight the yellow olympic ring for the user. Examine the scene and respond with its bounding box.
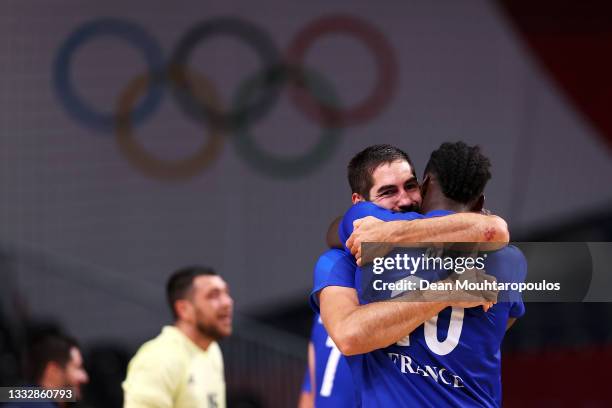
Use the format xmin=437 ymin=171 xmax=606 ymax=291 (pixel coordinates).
xmin=115 ymin=68 xmax=225 ymax=181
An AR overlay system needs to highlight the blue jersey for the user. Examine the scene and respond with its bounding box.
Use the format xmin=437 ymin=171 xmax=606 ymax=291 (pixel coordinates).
xmin=311 ymin=314 xmax=356 ymax=407
xmin=319 ymin=202 xmax=526 ymax=407
xmin=310 ymin=248 xmax=357 ymax=314
xmin=309 ymin=249 xmax=357 ymax=407
xmin=301 ymin=365 xmax=311 ymax=393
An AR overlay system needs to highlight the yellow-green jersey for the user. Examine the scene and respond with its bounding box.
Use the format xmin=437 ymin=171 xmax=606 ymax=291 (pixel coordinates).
xmin=123 ymin=326 xmax=226 ymax=408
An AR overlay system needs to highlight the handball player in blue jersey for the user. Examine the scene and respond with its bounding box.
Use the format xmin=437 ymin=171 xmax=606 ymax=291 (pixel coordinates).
xmin=300 ymin=248 xmax=357 ymax=408
xmin=298 ymin=363 xmax=313 ymax=408
xmin=313 ymin=143 xmax=521 ymax=407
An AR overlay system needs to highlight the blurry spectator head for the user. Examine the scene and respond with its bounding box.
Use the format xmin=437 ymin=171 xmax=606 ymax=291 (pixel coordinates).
xmin=167 ymin=266 xmax=234 ymax=340
xmin=25 ymin=332 xmax=89 ymax=399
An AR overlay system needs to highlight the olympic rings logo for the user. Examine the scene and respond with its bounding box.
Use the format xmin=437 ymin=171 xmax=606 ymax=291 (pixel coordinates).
xmin=53 ymin=15 xmax=398 ymax=180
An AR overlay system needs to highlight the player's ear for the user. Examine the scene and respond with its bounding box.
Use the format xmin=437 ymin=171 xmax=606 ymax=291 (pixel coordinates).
xmin=420 ymin=174 xmax=430 ymax=198
xmin=471 ymin=194 xmax=485 ymax=212
xmin=351 ymin=192 xmax=365 ymax=204
xmin=43 ymin=360 xmax=65 ymax=384
xmin=175 ymin=299 xmax=194 ymax=322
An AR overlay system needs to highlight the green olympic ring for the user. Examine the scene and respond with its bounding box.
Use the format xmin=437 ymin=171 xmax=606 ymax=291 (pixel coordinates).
xmin=231 ymin=65 xmax=342 ymax=179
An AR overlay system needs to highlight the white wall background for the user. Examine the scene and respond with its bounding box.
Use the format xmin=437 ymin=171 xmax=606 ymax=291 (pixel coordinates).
xmin=1 ymin=0 xmax=611 ymax=342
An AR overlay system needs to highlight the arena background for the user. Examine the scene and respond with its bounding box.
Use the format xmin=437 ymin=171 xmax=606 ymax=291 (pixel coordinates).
xmin=1 ymin=0 xmax=611 ymax=406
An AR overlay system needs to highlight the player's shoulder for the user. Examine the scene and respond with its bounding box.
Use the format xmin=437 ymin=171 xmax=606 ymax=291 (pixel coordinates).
xmin=207 ymin=341 xmax=225 ymax=370
xmin=423 ymin=209 xmax=454 ymax=219
xmin=207 ymin=341 xmax=223 ymax=359
xmin=129 ymin=327 xmax=189 ymax=369
xmin=345 ymin=201 xmax=380 ymax=214
xmin=316 ymin=248 xmax=352 ymax=269
xmin=485 ymin=245 xmax=527 ymax=280
xmin=493 ymin=245 xmax=526 ymax=263
xmin=341 ymin=202 xmax=385 ymax=224
xmin=344 ymin=201 xmax=423 ymax=220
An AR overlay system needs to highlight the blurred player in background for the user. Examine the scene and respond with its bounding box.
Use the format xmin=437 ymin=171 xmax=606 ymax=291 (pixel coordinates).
xmin=299 ymin=222 xmax=356 ymax=408
xmin=3 ymin=332 xmax=89 ymax=408
xmin=122 ymin=266 xmax=233 ymax=408
xmin=297 ymin=365 xmax=313 ymax=408
xmin=318 ymin=142 xmax=524 ymax=407
xmin=303 ymin=312 xmax=356 ymax=408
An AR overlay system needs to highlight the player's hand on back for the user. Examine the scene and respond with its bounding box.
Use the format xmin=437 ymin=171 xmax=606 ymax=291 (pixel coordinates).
xmin=347 ymin=216 xmax=389 ymax=265
xmin=420 ymin=268 xmax=498 ymax=312
xmin=452 ymin=268 xmax=498 ymax=312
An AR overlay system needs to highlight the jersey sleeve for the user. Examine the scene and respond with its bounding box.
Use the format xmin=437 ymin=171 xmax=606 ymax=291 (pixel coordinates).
xmin=122 ymin=344 xmax=183 ymax=408
xmin=508 ymin=247 xmax=527 ymax=318
xmin=310 ymin=250 xmax=356 ymax=314
xmin=338 ymin=202 xmax=423 ymax=248
xmin=301 ymin=365 xmax=311 ymax=393
xmin=484 ymin=245 xmax=527 ymax=319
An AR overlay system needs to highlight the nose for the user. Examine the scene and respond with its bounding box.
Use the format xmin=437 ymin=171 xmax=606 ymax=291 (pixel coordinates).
xmin=223 ymin=293 xmax=234 ymax=310
xmin=397 ymin=188 xmax=417 ymax=207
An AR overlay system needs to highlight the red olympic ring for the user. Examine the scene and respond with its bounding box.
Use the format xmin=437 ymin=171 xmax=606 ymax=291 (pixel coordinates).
xmin=286 ymin=14 xmax=399 ymax=127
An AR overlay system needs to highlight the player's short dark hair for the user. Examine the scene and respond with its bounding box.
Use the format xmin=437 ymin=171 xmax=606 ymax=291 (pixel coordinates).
xmin=25 ymin=332 xmax=79 ymax=384
xmin=166 ymin=266 xmax=217 ymax=319
xmin=424 ymin=141 xmax=491 ymax=204
xmin=347 ymin=144 xmax=416 ymax=199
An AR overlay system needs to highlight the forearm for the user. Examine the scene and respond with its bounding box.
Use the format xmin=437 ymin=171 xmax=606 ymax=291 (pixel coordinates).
xmin=383 ymin=214 xmax=509 ymax=249
xmin=344 ymin=301 xmax=448 ymax=355
xmin=321 ymin=288 xmax=447 ymax=356
xmin=298 ymin=391 xmax=314 ymax=408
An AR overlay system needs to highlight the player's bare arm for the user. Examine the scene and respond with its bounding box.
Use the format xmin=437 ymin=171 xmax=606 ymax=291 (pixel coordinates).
xmin=297 ymin=342 xmax=315 ymax=408
xmin=347 ymin=214 xmax=509 ymax=265
xmin=319 ymin=286 xmax=492 ymax=356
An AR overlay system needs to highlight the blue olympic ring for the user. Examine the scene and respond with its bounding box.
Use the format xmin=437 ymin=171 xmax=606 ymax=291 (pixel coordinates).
xmin=53 ymin=18 xmax=165 ymax=133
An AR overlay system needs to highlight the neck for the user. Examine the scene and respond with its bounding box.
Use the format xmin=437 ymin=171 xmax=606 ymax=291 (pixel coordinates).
xmin=40 ymin=377 xmax=61 ymax=392
xmin=421 ymin=192 xmax=470 ymax=214
xmin=175 ymin=321 xmax=213 ymax=351
xmin=40 ymin=378 xmax=66 ymax=408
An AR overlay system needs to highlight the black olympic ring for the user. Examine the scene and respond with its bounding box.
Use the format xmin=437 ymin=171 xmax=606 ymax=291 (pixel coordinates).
xmin=169 ymin=17 xmax=283 ymax=129
xmin=231 ymin=65 xmax=342 ymax=178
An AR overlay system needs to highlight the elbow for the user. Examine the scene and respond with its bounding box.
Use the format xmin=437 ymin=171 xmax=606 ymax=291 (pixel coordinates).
xmin=493 ymin=216 xmax=510 ymax=243
xmin=484 ymin=216 xmax=509 ymax=244
xmin=331 ymin=327 xmax=363 ymax=356
xmin=335 ymin=338 xmax=358 ymax=356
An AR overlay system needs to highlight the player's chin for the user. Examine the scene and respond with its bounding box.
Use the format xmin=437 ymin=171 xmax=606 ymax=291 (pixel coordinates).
xmin=71 ymin=386 xmax=82 ymax=400
xmin=216 ymin=316 xmax=233 ymax=337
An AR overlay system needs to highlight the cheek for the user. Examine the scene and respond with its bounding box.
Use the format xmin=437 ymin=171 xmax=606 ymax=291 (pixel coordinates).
xmin=196 ymin=300 xmax=216 ymax=318
xmin=409 ymin=190 xmax=422 ymax=202
xmin=380 ymin=196 xmax=398 ymax=205
xmin=65 ymin=368 xmax=79 ymax=383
